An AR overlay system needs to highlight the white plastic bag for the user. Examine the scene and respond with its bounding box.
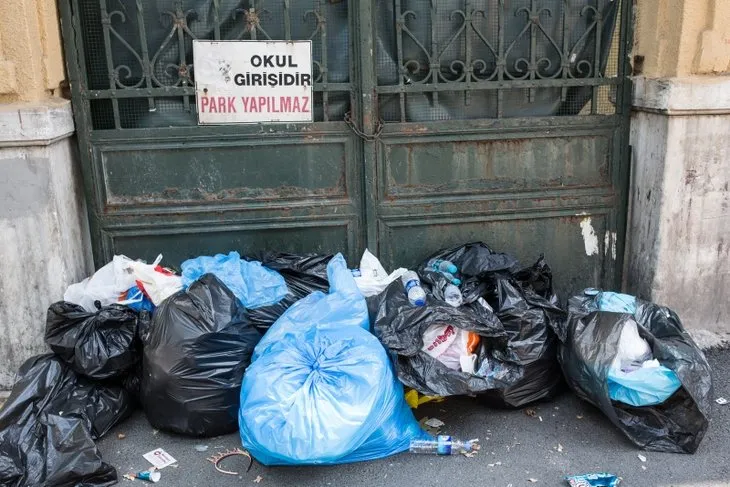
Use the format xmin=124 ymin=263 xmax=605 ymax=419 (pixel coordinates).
xmin=421 ymin=324 xmax=478 ymax=373
xmin=64 ymin=255 xmax=138 ymax=312
xmin=353 ymin=249 xmax=408 ymax=297
xmin=127 ymin=254 xmax=182 ymax=305
xmin=64 ymin=254 xmax=182 ymax=311
xmin=610 ymin=319 xmax=652 ymax=373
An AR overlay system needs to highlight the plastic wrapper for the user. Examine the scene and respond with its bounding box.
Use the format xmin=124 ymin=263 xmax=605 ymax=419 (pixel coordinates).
xmin=565 ymin=473 xmax=621 ymax=487
xmin=141 ymin=273 xmax=262 ymax=437
xmin=353 ymin=249 xmax=408 ymax=297
xmin=246 ymin=252 xmax=334 ymax=331
xmin=557 ymin=290 xmax=713 ymax=453
xmin=239 ymin=254 xmax=424 ymax=465
xmin=45 ymin=302 xmax=142 ymax=380
xmin=370 ymin=277 xmax=516 ymax=397
xmin=411 ymin=243 xmax=565 ymax=407
xmin=0 ymin=354 xmax=134 ymax=487
xmin=181 ymin=251 xmax=288 ymax=309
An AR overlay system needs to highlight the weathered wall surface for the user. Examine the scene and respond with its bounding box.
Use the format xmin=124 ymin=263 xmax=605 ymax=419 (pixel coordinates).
xmin=0 ymin=0 xmax=90 ymax=388
xmin=629 ymin=0 xmax=730 ymax=343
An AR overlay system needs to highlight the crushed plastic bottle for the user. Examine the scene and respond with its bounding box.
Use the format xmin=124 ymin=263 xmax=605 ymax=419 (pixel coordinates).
xmin=409 ymin=435 xmax=476 ymax=455
xmin=401 ymin=271 xmax=427 ymax=307
xmin=442 ymin=283 xmax=463 ymax=307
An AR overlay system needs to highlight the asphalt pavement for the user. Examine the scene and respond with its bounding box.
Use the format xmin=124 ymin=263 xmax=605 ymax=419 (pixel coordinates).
xmin=99 ymin=348 xmax=730 ymax=487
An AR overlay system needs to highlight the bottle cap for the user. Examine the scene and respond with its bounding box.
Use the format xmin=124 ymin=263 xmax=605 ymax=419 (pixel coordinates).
xmin=446 ymin=264 xmax=457 ymax=273
xmin=414 ymin=297 xmax=426 ymax=306
xmin=451 ymin=278 xmax=462 ymax=286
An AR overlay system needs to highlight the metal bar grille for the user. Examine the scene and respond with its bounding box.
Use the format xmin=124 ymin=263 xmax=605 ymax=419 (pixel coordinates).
xmin=376 ymin=0 xmax=621 ymax=122
xmin=78 ymin=0 xmax=351 ymax=129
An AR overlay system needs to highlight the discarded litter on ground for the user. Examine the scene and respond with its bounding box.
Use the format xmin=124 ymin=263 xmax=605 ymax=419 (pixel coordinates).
xmin=565 ymin=473 xmax=621 ymax=487
xmin=0 ymin=242 xmax=717 ymax=485
xmin=142 ymin=448 xmax=177 ymax=469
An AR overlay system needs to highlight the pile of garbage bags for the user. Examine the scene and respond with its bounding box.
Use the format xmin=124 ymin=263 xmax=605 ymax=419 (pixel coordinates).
xmin=371 ymin=242 xmax=566 ymax=408
xmin=0 ymin=243 xmax=716 ymax=485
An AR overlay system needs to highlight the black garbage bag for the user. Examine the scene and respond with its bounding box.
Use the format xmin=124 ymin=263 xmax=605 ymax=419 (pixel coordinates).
xmin=247 ymin=252 xmax=334 ymax=332
xmin=0 ymin=354 xmax=134 ymax=487
xmin=557 ymin=291 xmax=713 ymax=453
xmin=45 ymin=302 xmax=142 ymax=380
xmin=419 ymin=243 xmax=566 ymax=408
xmin=141 ymin=273 xmax=262 ymax=437
xmin=370 ymin=279 xmax=518 ymax=396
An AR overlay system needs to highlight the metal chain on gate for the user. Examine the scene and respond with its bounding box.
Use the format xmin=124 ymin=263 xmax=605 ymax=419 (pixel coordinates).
xmin=344 ymin=111 xmax=383 ymax=142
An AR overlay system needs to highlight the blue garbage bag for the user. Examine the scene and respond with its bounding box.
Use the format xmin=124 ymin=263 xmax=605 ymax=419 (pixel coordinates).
xmin=122 ymin=285 xmax=155 ymax=313
xmin=239 ymin=254 xmax=425 ymax=465
xmin=181 ymin=252 xmax=288 ymax=309
xmin=608 ymin=364 xmax=682 ymax=407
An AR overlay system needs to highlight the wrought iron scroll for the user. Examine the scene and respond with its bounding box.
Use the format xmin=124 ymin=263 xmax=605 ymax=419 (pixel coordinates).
xmin=89 ymin=0 xmax=347 ymax=128
xmin=382 ymin=0 xmax=616 ymax=122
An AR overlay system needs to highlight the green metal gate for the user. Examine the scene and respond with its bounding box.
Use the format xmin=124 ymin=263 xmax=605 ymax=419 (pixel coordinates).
xmin=60 ymin=0 xmax=632 ymax=296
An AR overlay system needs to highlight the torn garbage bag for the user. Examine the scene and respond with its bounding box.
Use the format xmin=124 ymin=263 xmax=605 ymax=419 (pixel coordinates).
xmin=416 ymin=243 xmax=566 ymax=407
xmin=141 ymin=273 xmax=262 ymax=437
xmin=45 ymin=302 xmax=143 ymax=380
xmin=370 ymin=277 xmax=515 ymax=397
xmin=557 ymin=290 xmax=712 ymax=453
xmin=239 ymin=254 xmax=424 ymax=465
xmin=246 ymin=252 xmax=334 ymax=331
xmin=0 ymin=354 xmax=134 ymax=487
xmin=181 ymin=251 xmax=288 ymax=309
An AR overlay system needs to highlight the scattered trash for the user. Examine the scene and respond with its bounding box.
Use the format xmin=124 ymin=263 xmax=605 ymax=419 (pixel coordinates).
xmin=424 ymin=418 xmax=445 ymax=429
xmin=404 ymin=388 xmax=444 ymax=409
xmin=528 ymin=479 xmax=538 ymax=483
xmin=557 ymin=290 xmax=712 ymax=453
xmin=576 ymin=415 xmax=584 ymax=420
xmin=565 ymin=473 xmax=621 ymax=486
xmin=353 ymin=249 xmax=408 ymax=297
xmin=409 ymin=436 xmax=479 ymax=455
xmin=239 ymin=255 xmax=424 ymax=465
xmin=637 ymin=454 xmax=646 ymax=463
xmin=641 ymin=466 xmax=647 ymax=471
xmin=118 ymin=433 xmax=127 ymax=440
xmin=195 ymin=445 xmax=209 ymax=452
xmin=557 ymin=443 xmax=564 ymax=453
xmin=539 ymin=416 xmax=543 ymax=422
xmin=524 ymin=408 xmax=537 ymax=417
xmin=207 ymin=448 xmax=252 ymax=475
xmin=124 ymin=468 xmax=161 ymax=483
xmin=716 ymin=397 xmax=728 ymax=405
xmin=143 ymin=448 xmax=177 ymax=469
xmin=0 ymin=355 xmax=133 ymax=486
xmin=142 ymin=274 xmax=262 ymax=436
xmin=254 ymin=476 xmax=263 ymax=483
xmin=181 ymin=252 xmax=288 ymax=309
xmin=420 ymin=417 xmax=444 ymax=435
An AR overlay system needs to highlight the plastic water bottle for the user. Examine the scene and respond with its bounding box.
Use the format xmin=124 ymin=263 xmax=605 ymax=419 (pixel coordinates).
xmin=442 ymin=283 xmax=463 ymax=307
xmin=401 ymin=271 xmax=426 ymax=307
xmin=409 ymin=436 xmax=475 ymax=455
xmin=428 ymin=259 xmax=458 ymax=275
xmin=427 ymin=259 xmax=461 ymax=285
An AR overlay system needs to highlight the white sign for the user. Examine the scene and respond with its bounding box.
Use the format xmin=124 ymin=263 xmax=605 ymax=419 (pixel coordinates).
xmin=143 ymin=448 xmax=177 ymax=469
xmin=193 ymin=40 xmax=313 ymax=124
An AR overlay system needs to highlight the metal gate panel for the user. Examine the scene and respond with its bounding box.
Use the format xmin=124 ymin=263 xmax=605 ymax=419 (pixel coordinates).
xmin=361 ymin=0 xmax=632 ymax=297
xmin=60 ymin=0 xmax=364 ymax=266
